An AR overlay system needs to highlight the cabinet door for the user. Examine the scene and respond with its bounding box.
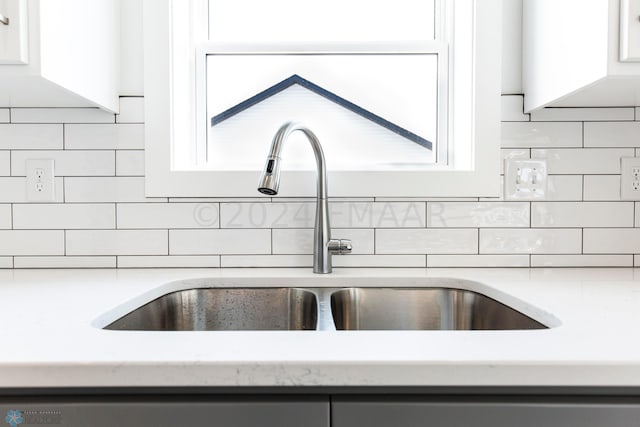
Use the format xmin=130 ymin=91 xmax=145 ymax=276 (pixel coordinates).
xmin=621 ymin=0 xmax=640 ymax=62
xmin=0 ymin=0 xmax=27 ymax=64
xmin=333 ymin=397 xmax=640 ymax=427
xmin=0 ymin=397 xmax=329 ymax=427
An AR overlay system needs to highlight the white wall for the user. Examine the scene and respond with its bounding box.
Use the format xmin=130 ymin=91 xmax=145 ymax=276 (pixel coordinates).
xmin=119 ymin=0 xmax=144 ymax=96
xmin=502 ymin=0 xmax=523 ymax=94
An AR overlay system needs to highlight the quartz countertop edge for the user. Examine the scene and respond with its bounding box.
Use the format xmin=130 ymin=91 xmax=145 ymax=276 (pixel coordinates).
xmin=1 ymin=267 xmax=639 ymax=388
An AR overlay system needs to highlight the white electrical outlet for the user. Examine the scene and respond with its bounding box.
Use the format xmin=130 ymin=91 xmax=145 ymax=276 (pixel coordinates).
xmin=620 ymin=157 xmax=640 ymax=200
xmin=504 ymin=159 xmax=548 ymax=200
xmin=26 ymin=159 xmax=55 ymax=202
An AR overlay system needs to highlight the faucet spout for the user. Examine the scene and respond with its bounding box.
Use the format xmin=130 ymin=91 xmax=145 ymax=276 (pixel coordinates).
xmin=257 ymin=122 xmax=352 ymax=273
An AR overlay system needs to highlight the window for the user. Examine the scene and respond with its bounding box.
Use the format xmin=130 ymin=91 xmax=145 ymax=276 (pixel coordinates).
xmin=203 ymin=0 xmax=442 ymax=171
xmin=143 ymin=0 xmax=501 ymax=197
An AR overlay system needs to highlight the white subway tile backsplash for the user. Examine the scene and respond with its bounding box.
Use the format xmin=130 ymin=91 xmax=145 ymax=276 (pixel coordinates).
xmin=13 ymin=204 xmax=115 ymax=229
xmin=545 ymin=175 xmax=583 ymax=201
xmin=11 ymin=151 xmax=115 ymax=176
xmin=65 ymin=124 xmax=144 ymax=150
xmin=332 ymin=202 xmax=425 ymax=228
xmin=0 ymin=205 xmax=11 ymax=229
xmin=0 ymin=125 xmax=63 ymax=149
xmin=11 ymin=108 xmax=115 ymax=124
xmin=0 ymin=152 xmax=9 ymax=176
xmin=273 ymin=229 xmax=374 ymax=254
xmin=118 ymin=203 xmax=219 ymax=229
xmin=66 ymin=230 xmax=168 ymax=255
xmin=427 ymin=254 xmax=530 ymax=267
xmin=583 ymin=175 xmax=621 ymax=201
xmin=220 ymin=202 xmax=425 ymax=229
xmin=480 ymin=229 xmax=582 ymax=254
xmin=169 ymin=229 xmax=271 ymax=255
xmin=116 ymin=150 xmax=145 ymax=176
xmin=333 ymin=255 xmax=426 ymax=267
xmin=376 ymin=229 xmax=478 ymax=254
xmin=584 ymin=228 xmax=640 ymax=253
xmin=0 ymin=101 xmax=638 ymax=269
xmin=532 ymin=148 xmax=634 ymax=174
xmin=14 ymin=256 xmax=116 ymax=268
xmin=0 ymin=177 xmax=64 ymax=203
xmin=221 ymin=255 xmax=311 ymax=268
xmin=0 ymin=231 xmax=64 ymax=255
xmin=220 ymin=202 xmax=314 ymax=228
xmin=501 ymin=122 xmax=582 ymax=148
xmin=117 ymin=255 xmax=220 ymax=268
xmin=531 ymin=202 xmax=633 ymax=228
xmin=116 ymin=98 xmax=145 ymax=123
xmin=531 ymin=254 xmax=633 ymax=267
xmin=427 ymin=202 xmax=529 ymax=228
xmin=65 ymin=177 xmax=166 ymax=202
xmin=531 ymin=108 xmax=634 ymax=122
xmin=584 ymin=122 xmax=640 ymax=147
xmin=501 ymin=96 xmax=530 ymax=122
xmin=224 ymin=254 xmax=426 ymax=268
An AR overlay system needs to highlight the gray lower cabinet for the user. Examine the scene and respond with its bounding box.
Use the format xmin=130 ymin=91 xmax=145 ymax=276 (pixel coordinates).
xmin=332 ymin=397 xmax=640 ymax=427
xmin=0 ymin=397 xmax=329 ymax=427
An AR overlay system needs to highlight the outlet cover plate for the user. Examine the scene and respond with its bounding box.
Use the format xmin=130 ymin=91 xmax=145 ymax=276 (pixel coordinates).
xmin=621 ymin=157 xmax=640 ymax=200
xmin=504 ymin=159 xmax=548 ymax=200
xmin=26 ymin=159 xmax=55 ymax=202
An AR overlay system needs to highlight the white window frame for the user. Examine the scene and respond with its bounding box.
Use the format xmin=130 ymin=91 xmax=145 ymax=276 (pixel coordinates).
xmin=143 ymin=0 xmax=501 ymax=198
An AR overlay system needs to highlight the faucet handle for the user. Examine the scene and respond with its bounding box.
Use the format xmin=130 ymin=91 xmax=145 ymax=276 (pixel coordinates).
xmin=328 ymin=239 xmax=352 ymax=255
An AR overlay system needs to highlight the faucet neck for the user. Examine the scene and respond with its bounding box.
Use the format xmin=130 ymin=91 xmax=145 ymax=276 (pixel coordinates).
xmin=268 ymin=122 xmax=328 ymax=200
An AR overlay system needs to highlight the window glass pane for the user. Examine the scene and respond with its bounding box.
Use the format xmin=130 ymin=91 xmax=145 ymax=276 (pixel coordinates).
xmin=208 ymin=0 xmax=435 ymax=43
xmin=206 ymin=54 xmax=438 ymax=171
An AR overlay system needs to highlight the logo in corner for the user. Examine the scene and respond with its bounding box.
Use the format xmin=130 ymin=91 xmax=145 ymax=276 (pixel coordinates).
xmin=5 ymin=410 xmax=23 ymax=427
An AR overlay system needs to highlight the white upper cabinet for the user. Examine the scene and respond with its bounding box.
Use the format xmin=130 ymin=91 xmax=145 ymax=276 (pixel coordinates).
xmin=0 ymin=0 xmax=119 ymax=113
xmin=0 ymin=0 xmax=28 ymax=64
xmin=524 ymin=0 xmax=640 ymax=111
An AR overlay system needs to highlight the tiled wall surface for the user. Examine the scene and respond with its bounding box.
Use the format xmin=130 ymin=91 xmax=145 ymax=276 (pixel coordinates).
xmin=0 ymin=95 xmax=639 ymax=268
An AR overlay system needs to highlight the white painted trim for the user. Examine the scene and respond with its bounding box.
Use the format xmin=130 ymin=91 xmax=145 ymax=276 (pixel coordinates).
xmin=144 ymin=0 xmax=501 ymax=197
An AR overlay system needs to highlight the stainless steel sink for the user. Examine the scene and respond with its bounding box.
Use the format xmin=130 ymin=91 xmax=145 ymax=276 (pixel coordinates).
xmin=105 ymin=288 xmax=318 ymax=331
xmin=103 ymin=283 xmax=548 ymax=331
xmin=330 ymin=288 xmax=546 ymax=330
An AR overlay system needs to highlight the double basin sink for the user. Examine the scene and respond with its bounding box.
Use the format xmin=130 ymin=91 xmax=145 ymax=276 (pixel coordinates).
xmin=105 ymin=285 xmax=547 ymax=331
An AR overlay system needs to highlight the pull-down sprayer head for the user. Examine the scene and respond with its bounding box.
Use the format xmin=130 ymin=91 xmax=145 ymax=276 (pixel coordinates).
xmin=257 ymin=155 xmax=282 ymax=195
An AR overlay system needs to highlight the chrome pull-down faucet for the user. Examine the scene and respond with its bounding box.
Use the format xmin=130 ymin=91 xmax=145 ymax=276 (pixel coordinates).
xmin=257 ymin=122 xmax=352 ymax=273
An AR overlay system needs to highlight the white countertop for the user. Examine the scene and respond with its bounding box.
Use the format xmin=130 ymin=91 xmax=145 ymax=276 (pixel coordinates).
xmin=1 ymin=267 xmax=640 ymax=388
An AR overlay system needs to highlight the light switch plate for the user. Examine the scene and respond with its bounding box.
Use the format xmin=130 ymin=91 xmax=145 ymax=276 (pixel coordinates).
xmin=504 ymin=159 xmax=548 ymax=200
